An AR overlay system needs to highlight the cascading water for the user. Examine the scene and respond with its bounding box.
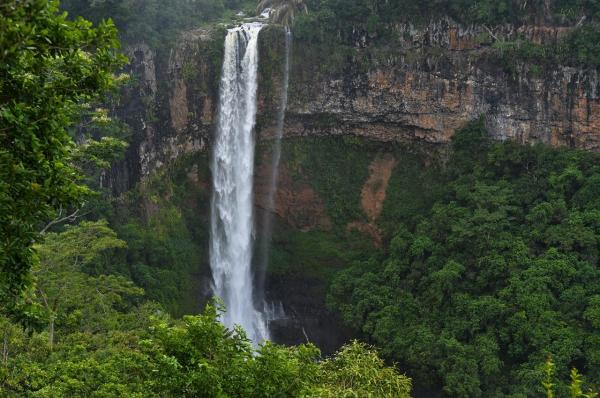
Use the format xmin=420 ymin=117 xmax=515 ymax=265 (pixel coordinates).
xmin=210 ymin=22 xmax=269 ymax=343
xmin=256 ymin=28 xmax=292 ymax=307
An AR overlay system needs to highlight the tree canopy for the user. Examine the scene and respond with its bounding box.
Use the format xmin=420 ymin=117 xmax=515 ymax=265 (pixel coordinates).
xmin=60 ymin=0 xmax=250 ymax=47
xmin=0 ymin=0 xmax=126 ymax=309
xmin=329 ymin=120 xmax=600 ymax=397
xmin=0 ymin=221 xmax=412 ymax=397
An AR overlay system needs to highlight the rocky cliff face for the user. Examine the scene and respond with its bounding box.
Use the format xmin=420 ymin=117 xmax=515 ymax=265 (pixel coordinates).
xmin=113 ymin=18 xmax=600 ymax=192
xmin=109 ymin=29 xmax=221 ymax=192
xmin=281 ymin=19 xmax=600 ymax=151
xmin=110 ymin=18 xmax=600 ymax=350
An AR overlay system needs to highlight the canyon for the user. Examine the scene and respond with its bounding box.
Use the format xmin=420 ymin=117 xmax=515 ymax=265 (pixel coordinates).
xmin=113 ymin=18 xmax=600 ymax=191
xmin=108 ymin=17 xmax=600 ymax=350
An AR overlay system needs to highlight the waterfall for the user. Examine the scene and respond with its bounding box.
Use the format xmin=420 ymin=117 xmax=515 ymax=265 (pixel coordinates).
xmin=210 ymin=22 xmax=268 ymax=343
xmin=256 ymin=28 xmax=292 ymax=306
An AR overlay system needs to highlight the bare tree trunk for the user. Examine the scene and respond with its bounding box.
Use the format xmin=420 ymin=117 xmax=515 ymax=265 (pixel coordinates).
xmin=48 ymin=315 xmax=55 ymax=350
xmin=40 ymin=207 xmax=83 ymax=235
xmin=2 ymin=330 xmax=8 ymax=365
xmin=37 ymin=288 xmax=56 ymax=350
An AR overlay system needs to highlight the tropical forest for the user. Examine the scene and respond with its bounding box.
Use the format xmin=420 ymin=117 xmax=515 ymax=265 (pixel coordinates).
xmin=2 ymin=0 xmax=600 ymax=397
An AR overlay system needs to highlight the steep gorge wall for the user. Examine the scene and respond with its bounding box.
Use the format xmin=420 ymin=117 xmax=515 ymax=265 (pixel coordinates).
xmin=108 ymin=18 xmax=600 ymax=350
xmin=281 ymin=20 xmax=600 ymax=150
xmin=111 ymin=18 xmax=600 ymax=193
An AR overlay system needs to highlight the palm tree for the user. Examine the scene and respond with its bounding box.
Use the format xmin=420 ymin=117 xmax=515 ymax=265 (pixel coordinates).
xmin=257 ymin=0 xmax=308 ymax=27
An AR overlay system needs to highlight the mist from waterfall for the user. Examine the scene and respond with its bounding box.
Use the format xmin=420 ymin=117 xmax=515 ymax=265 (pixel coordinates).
xmin=256 ymin=29 xmax=292 ymax=309
xmin=209 ymin=22 xmax=269 ymax=344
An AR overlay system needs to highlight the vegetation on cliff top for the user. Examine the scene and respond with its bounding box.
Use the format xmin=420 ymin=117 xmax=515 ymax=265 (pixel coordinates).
xmin=60 ymin=0 xmax=256 ymax=46
xmin=293 ymin=0 xmax=600 ymax=40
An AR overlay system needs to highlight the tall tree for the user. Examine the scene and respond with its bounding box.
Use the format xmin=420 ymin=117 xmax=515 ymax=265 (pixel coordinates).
xmin=33 ymin=220 xmax=135 ymax=348
xmin=0 ymin=0 xmax=126 ymax=308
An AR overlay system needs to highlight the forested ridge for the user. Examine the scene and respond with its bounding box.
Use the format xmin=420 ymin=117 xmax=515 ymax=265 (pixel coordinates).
xmin=2 ymin=0 xmax=600 ymax=397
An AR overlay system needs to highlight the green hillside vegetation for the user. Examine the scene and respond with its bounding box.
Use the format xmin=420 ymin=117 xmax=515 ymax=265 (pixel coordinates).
xmin=329 ymin=120 xmax=600 ymax=396
xmin=294 ymin=0 xmax=599 ymax=39
xmin=0 ymin=222 xmax=411 ymax=397
xmin=60 ymin=0 xmax=257 ymax=47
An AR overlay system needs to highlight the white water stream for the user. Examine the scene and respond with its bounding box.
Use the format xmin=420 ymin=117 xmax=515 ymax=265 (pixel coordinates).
xmin=209 ymin=22 xmax=269 ymax=343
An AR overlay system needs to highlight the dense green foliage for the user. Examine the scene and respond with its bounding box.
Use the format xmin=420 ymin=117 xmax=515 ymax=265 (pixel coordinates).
xmin=267 ymin=226 xmax=375 ymax=282
xmin=0 ymin=0 xmax=125 ymax=308
xmin=108 ymin=155 xmax=212 ymax=316
xmin=0 ymin=223 xmax=412 ymax=397
xmin=60 ymin=0 xmax=255 ymax=46
xmin=33 ymin=221 xmax=135 ymax=346
xmin=283 ymin=136 xmax=373 ymax=226
xmin=490 ymin=24 xmax=600 ymax=74
xmin=329 ymin=120 xmax=600 ymax=397
xmin=543 ymin=357 xmax=599 ymax=398
xmin=51 ymin=152 xmax=213 ymax=317
xmin=293 ymin=0 xmax=598 ymax=43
